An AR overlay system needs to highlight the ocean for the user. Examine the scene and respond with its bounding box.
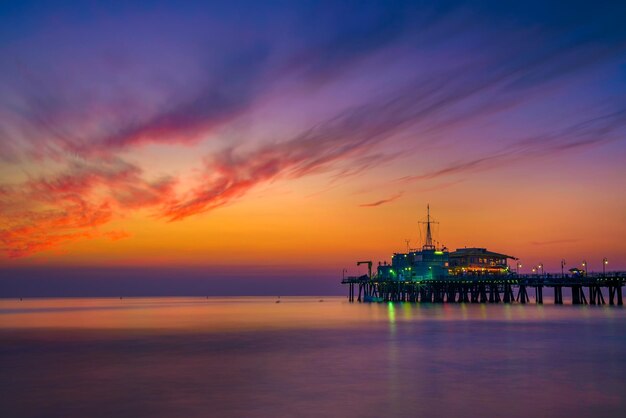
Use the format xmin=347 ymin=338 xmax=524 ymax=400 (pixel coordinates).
xmin=1 ymin=297 xmax=625 ymax=417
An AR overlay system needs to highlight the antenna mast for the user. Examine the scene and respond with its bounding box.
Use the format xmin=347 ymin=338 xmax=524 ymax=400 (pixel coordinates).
xmin=418 ymin=204 xmax=438 ymax=250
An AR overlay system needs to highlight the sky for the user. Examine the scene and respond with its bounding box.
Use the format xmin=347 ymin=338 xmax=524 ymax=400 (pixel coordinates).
xmin=0 ymin=0 xmax=625 ymax=296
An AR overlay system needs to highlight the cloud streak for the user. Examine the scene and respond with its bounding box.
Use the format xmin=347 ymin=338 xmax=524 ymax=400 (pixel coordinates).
xmin=359 ymin=193 xmax=403 ymax=207
xmin=0 ymin=1 xmax=625 ymax=258
xmin=0 ymin=159 xmax=175 ymax=257
xmin=4 ymin=1 xmax=624 ymax=162
xmin=162 ymin=100 xmax=406 ymax=220
xmin=400 ymin=109 xmax=626 ymax=183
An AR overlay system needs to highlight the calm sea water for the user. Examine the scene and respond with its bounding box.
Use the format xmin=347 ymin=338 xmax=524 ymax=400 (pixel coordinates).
xmin=1 ymin=297 xmax=625 ymax=418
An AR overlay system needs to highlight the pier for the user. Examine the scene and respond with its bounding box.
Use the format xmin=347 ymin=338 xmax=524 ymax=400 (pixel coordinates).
xmin=344 ymin=206 xmax=625 ymax=306
xmin=342 ymin=272 xmax=625 ymax=306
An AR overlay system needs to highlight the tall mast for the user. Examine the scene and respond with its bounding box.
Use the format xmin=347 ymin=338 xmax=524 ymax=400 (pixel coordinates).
xmin=425 ymin=204 xmax=433 ymax=248
xmin=419 ymin=204 xmax=438 ymax=250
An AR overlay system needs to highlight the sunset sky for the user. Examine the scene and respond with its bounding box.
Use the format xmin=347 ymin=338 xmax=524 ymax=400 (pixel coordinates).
xmin=1 ymin=0 xmax=625 ymax=295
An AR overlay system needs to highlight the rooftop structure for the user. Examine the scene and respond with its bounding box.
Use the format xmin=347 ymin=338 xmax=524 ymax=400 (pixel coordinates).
xmin=344 ymin=206 xmax=624 ymax=306
xmin=449 ymin=248 xmax=517 ymax=275
xmin=376 ymin=205 xmax=515 ymax=281
xmin=377 ymin=205 xmax=449 ymax=281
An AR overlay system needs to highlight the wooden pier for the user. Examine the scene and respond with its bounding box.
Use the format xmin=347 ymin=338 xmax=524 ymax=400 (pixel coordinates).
xmin=342 ymin=273 xmax=625 ymax=306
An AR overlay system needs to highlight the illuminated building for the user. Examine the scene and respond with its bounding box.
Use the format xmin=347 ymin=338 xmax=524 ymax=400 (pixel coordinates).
xmin=376 ymin=206 xmax=515 ymax=280
xmin=448 ymin=248 xmax=516 ymax=275
xmin=377 ymin=205 xmax=449 ymax=281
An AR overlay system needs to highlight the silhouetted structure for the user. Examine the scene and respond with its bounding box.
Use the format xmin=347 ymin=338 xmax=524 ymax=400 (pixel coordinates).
xmin=343 ymin=206 xmax=624 ymax=305
xmin=449 ymin=248 xmax=516 ymax=275
xmin=343 ymin=273 xmax=624 ymax=305
xmin=375 ymin=206 xmax=515 ymax=281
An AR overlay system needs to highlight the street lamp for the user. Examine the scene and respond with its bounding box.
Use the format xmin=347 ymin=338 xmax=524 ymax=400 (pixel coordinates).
xmin=603 ymin=258 xmax=608 ymax=277
xmin=532 ymin=267 xmax=537 ymax=277
xmin=342 ymin=268 xmax=347 ymax=280
xmin=561 ymin=259 xmax=566 ymax=278
xmin=582 ymin=261 xmax=587 ymax=277
xmin=537 ymin=263 xmax=544 ymax=277
xmin=516 ymin=262 xmax=522 ymax=276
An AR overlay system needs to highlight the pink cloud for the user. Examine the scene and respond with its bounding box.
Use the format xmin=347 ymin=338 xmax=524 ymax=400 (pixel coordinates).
xmin=0 ymin=159 xmax=175 ymax=258
xmin=0 ymin=200 xmax=113 ymax=258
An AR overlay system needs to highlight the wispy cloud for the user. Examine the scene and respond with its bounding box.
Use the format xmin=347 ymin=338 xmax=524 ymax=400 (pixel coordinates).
xmin=1 ymin=1 xmax=625 ymax=258
xmin=5 ymin=1 xmax=623 ymax=162
xmin=0 ymin=200 xmax=114 ymax=258
xmin=359 ymin=192 xmax=403 ymax=207
xmin=2 ymin=46 xmax=272 ymax=160
xmin=162 ymin=100 xmax=404 ymax=220
xmin=0 ymin=159 xmax=175 ymax=257
xmin=401 ymin=109 xmax=626 ymax=183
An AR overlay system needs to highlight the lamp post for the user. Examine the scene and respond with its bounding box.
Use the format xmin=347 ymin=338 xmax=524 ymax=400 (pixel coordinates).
xmin=342 ymin=268 xmax=347 ymax=281
xmin=582 ymin=261 xmax=587 ymax=277
xmin=532 ymin=267 xmax=537 ymax=277
xmin=603 ymin=258 xmax=608 ymax=277
xmin=516 ymin=262 xmax=522 ymax=276
xmin=561 ymin=259 xmax=566 ymax=278
xmin=538 ymin=263 xmax=544 ymax=278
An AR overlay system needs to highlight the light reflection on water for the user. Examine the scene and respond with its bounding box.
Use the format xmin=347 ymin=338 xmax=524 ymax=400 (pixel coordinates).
xmin=1 ymin=297 xmax=625 ymax=418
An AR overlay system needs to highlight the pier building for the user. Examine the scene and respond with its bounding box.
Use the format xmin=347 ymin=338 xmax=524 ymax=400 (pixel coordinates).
xmin=448 ymin=248 xmax=516 ymax=275
xmin=343 ymin=205 xmax=625 ymax=305
xmin=376 ymin=205 xmax=514 ymax=281
xmin=377 ymin=205 xmax=449 ymax=281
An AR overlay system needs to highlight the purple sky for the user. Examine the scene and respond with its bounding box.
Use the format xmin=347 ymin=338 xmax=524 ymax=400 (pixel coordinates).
xmin=1 ymin=1 xmax=625 ymax=296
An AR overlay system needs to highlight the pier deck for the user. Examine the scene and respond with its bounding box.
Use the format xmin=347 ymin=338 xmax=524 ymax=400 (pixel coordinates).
xmin=342 ymin=273 xmax=626 ymax=305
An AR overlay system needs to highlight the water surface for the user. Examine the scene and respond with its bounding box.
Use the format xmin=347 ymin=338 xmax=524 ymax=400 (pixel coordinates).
xmin=1 ymin=297 xmax=625 ymax=417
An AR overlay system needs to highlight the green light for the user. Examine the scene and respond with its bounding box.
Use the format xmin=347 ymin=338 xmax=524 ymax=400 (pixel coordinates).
xmin=388 ymin=302 xmax=395 ymax=324
xmin=434 ymin=251 xmax=444 ymax=255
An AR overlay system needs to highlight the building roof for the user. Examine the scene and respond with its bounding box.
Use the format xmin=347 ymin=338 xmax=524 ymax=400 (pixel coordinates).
xmin=450 ymin=247 xmax=517 ymax=260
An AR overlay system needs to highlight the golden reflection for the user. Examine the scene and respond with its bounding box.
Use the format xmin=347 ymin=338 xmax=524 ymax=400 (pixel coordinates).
xmin=401 ymin=302 xmax=412 ymax=320
xmin=460 ymin=302 xmax=468 ymax=320
xmin=501 ymin=303 xmax=512 ymax=321
xmin=479 ymin=304 xmax=488 ymax=320
xmin=2 ymin=298 xmax=626 ymax=334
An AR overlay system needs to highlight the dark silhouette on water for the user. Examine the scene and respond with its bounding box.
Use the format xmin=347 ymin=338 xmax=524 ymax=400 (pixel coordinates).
xmin=344 ymin=206 xmax=625 ymax=305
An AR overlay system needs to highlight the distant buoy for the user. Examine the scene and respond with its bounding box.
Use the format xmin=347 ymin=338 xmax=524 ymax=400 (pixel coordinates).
xmin=319 ymin=299 xmax=324 ymax=302
xmin=276 ymin=300 xmax=280 ymax=303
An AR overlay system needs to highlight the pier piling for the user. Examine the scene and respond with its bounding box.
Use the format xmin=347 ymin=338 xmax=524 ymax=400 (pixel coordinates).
xmin=343 ymin=273 xmax=625 ymax=306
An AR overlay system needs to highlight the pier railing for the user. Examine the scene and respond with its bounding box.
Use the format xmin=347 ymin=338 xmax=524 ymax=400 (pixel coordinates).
xmin=341 ymin=272 xmax=625 ymax=305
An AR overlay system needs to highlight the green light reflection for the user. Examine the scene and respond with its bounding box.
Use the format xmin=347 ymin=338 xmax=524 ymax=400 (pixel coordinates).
xmin=388 ymin=302 xmax=396 ymax=324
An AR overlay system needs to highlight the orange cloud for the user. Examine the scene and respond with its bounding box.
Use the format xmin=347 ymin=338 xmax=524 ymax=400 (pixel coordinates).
xmin=0 ymin=159 xmax=174 ymax=257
